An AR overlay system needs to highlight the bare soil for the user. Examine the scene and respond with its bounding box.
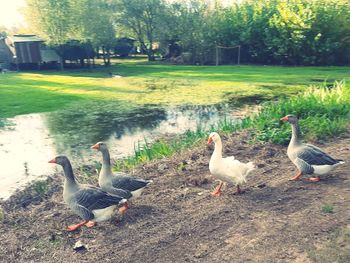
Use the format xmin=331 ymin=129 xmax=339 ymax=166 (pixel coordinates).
xmin=1 ymin=131 xmax=349 ymax=263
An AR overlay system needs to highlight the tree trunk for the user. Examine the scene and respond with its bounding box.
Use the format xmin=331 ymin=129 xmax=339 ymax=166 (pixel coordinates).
xmin=147 ymin=48 xmax=155 ymax=61
xmin=107 ymin=47 xmax=111 ymax=66
xmin=102 ymin=46 xmax=106 ymax=66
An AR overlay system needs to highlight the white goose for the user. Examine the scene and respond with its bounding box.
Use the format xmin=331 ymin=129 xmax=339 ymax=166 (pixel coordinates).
xmin=208 ymin=132 xmax=255 ymax=196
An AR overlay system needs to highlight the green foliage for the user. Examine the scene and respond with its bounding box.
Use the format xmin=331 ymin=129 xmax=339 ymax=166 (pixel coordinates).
xmin=25 ymin=0 xmax=116 ymax=55
xmin=159 ymin=0 xmax=350 ymax=65
xmin=321 ymin=204 xmax=334 ymax=213
xmin=33 ymin=180 xmax=49 ymax=197
xmin=248 ymin=81 xmax=350 ymax=144
xmin=58 ymin=40 xmax=95 ymax=60
xmin=24 ymin=0 xmax=350 ymax=65
xmin=25 ymin=0 xmax=73 ymax=45
xmin=114 ymin=0 xmax=167 ymax=61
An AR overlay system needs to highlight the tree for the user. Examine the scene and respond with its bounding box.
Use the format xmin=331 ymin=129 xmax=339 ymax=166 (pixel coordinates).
xmin=25 ymin=0 xmax=73 ymax=45
xmin=24 ymin=0 xmax=116 ymax=66
xmin=114 ymin=0 xmax=166 ymax=61
xmin=70 ymin=0 xmax=116 ymax=66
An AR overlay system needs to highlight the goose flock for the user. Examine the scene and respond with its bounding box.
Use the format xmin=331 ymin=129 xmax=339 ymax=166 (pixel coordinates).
xmin=49 ymin=114 xmax=344 ymax=231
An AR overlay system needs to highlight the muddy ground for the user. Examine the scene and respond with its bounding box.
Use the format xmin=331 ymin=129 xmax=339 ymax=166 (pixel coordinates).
xmin=0 ymin=130 xmax=349 ymax=263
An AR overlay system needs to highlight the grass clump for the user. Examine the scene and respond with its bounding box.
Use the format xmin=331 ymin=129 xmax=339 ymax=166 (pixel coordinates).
xmin=114 ymin=120 xmax=237 ymax=170
xmin=114 ymin=128 xmax=207 ymax=170
xmin=33 ymin=180 xmax=49 ymax=197
xmin=321 ymin=204 xmax=335 ymax=214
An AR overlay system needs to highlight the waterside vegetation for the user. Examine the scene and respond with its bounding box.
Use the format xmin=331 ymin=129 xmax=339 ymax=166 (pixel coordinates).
xmin=114 ymin=81 xmax=349 ymax=170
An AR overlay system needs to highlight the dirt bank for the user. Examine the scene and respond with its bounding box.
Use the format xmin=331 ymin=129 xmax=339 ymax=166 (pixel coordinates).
xmin=1 ymin=131 xmax=349 ymax=263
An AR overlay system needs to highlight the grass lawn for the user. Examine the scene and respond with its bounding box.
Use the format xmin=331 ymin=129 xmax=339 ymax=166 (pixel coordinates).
xmin=0 ymin=57 xmax=349 ymax=118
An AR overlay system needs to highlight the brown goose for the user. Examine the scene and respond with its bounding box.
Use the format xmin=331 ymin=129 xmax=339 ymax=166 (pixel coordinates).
xmin=91 ymin=142 xmax=152 ymax=212
xmin=280 ymin=115 xmax=344 ymax=181
xmin=49 ymin=156 xmax=127 ymax=231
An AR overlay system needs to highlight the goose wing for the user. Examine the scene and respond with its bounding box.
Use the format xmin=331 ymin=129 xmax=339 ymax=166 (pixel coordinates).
xmin=111 ymin=176 xmax=150 ymax=192
xmin=297 ymin=144 xmax=339 ymax=165
xmin=74 ymin=186 xmax=125 ymax=211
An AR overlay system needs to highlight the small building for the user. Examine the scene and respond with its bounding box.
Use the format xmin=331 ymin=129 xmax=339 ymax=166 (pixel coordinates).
xmin=0 ymin=34 xmax=61 ymax=70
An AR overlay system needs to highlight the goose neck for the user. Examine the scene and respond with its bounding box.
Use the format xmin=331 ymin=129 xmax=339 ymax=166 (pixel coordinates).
xmin=101 ymin=148 xmax=113 ymax=175
xmin=62 ymin=161 xmax=78 ymax=189
xmin=290 ymin=122 xmax=302 ymax=146
xmin=213 ymin=140 xmax=223 ymax=158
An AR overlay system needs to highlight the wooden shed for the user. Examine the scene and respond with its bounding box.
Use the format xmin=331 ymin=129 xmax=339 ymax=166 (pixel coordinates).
xmin=8 ymin=34 xmax=44 ymax=64
xmin=0 ymin=34 xmax=61 ymax=70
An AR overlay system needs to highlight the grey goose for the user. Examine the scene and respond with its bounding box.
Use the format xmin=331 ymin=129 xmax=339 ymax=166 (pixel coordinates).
xmin=280 ymin=115 xmax=344 ymax=181
xmin=91 ymin=142 xmax=152 ymax=212
xmin=49 ymin=155 xmax=127 ymax=231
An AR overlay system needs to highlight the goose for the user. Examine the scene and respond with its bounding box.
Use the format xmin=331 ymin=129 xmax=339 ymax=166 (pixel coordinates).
xmin=91 ymin=142 xmax=152 ymax=211
xmin=280 ymin=115 xmax=344 ymax=181
xmin=208 ymin=132 xmax=255 ymax=196
xmin=49 ymin=155 xmax=127 ymax=231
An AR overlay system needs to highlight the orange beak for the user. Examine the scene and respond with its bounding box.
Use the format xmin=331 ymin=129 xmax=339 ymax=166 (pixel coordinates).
xmin=280 ymin=116 xmax=289 ymax=121
xmin=48 ymin=158 xmax=56 ymax=163
xmin=91 ymin=143 xmax=100 ymax=150
xmin=207 ymin=137 xmax=213 ymax=145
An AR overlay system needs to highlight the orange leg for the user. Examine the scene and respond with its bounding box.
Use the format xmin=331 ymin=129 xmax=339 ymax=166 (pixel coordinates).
xmin=308 ymin=176 xmax=320 ymax=182
xmin=84 ymin=221 xmax=96 ymax=228
xmin=211 ymin=181 xmax=224 ymax=197
xmin=119 ymin=202 xmax=129 ymax=214
xmin=67 ymin=220 xmax=89 ymax=232
xmin=289 ymin=171 xmax=302 ymax=181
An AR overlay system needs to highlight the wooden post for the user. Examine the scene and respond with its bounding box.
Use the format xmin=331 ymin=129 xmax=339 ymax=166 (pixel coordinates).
xmin=215 ymin=46 xmax=219 ymax=66
xmin=238 ymin=45 xmax=241 ymax=65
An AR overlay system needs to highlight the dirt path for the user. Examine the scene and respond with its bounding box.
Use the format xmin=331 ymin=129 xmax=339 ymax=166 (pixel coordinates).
xmin=1 ymin=131 xmax=349 ymax=263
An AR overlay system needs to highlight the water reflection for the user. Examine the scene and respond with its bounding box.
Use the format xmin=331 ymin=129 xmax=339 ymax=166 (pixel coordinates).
xmin=0 ymin=114 xmax=57 ymax=199
xmin=0 ymin=103 xmax=247 ymax=199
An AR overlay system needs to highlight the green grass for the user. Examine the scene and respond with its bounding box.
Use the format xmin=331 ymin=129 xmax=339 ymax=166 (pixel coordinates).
xmin=114 ymin=117 xmax=239 ymax=170
xmin=114 ymin=81 xmax=350 ymax=170
xmin=1 ymin=58 xmax=349 ymax=118
xmin=114 ymin=129 xmax=205 ymax=170
xmin=33 ymin=180 xmax=49 ymax=197
xmin=321 ymin=204 xmax=335 ymax=214
xmin=246 ymin=80 xmax=350 ymax=144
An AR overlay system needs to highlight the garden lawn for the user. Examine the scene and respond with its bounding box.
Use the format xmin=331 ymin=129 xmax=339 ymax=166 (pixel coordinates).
xmin=0 ymin=58 xmax=349 ymax=118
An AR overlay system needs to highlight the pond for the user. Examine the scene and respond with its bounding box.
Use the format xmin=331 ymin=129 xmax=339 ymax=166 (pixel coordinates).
xmin=0 ymin=103 xmax=254 ymax=199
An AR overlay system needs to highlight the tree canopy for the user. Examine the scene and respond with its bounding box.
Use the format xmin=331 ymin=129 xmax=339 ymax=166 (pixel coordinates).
xmin=23 ymin=0 xmax=350 ymax=65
